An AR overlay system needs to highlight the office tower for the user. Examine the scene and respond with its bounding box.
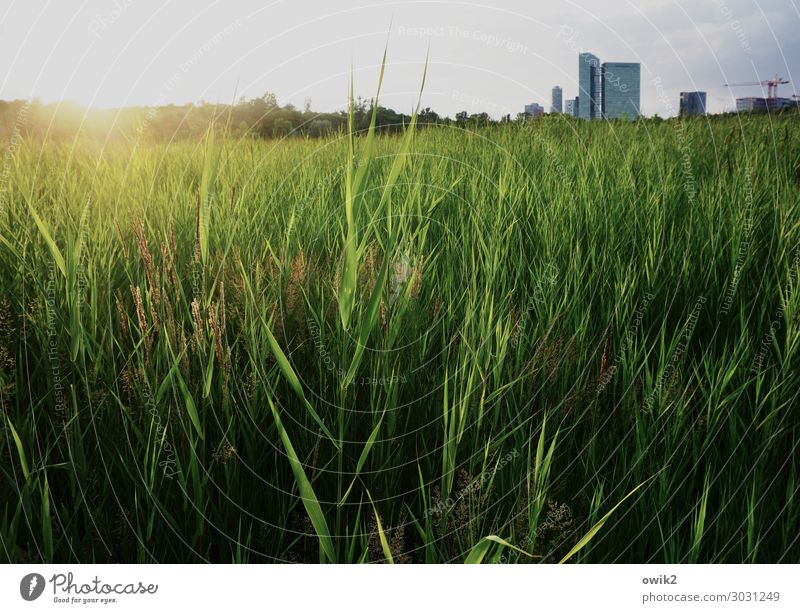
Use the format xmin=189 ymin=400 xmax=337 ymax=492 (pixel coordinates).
xmin=601 ymin=62 xmax=641 ymax=120
xmin=564 ymin=98 xmax=575 ymax=116
xmin=551 ymin=86 xmax=563 ymax=113
xmin=679 ymin=91 xmax=707 ymax=116
xmin=578 ymin=52 xmax=601 ymax=119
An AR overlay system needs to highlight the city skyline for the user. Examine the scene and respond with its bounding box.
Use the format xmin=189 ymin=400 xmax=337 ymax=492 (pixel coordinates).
xmin=1 ymin=0 xmax=798 ymax=119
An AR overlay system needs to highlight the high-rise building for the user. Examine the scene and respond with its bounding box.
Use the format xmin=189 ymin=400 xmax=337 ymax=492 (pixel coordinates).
xmin=578 ymin=52 xmax=601 ymax=119
xmin=564 ymin=98 xmax=576 ymax=116
xmin=601 ymin=62 xmax=641 ymax=120
xmin=551 ymin=86 xmax=563 ymax=113
xmin=679 ymin=92 xmax=707 ymax=116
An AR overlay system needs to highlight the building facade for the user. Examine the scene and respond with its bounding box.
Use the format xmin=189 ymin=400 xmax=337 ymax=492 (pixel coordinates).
xmin=578 ymin=53 xmax=601 ymax=119
xmin=679 ymin=91 xmax=707 ymax=116
xmin=564 ymin=98 xmax=577 ymax=116
xmin=601 ymin=62 xmax=641 ymax=120
xmin=551 ymin=86 xmax=563 ymax=113
xmin=736 ymin=97 xmax=795 ymax=112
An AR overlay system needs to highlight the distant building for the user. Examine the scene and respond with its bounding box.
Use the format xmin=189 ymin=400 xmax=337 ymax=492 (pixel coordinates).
xmin=551 ymin=86 xmax=563 ymax=113
xmin=736 ymin=97 xmax=767 ymax=112
xmin=565 ymin=98 xmax=577 ymax=117
xmin=601 ymin=62 xmax=641 ymax=120
xmin=768 ymin=97 xmax=797 ymax=111
xmin=524 ymin=102 xmax=544 ymax=118
xmin=578 ymin=53 xmax=601 ymax=119
xmin=679 ymin=91 xmax=707 ymax=116
xmin=736 ymin=97 xmax=795 ymax=112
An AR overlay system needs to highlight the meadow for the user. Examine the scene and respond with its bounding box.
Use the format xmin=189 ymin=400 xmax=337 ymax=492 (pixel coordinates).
xmin=1 ymin=103 xmax=799 ymax=563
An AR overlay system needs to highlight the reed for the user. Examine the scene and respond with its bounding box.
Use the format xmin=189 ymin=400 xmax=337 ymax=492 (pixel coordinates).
xmin=0 ymin=85 xmax=798 ymax=563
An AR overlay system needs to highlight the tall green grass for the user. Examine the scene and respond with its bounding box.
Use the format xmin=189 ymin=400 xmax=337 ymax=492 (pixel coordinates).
xmin=0 ymin=102 xmax=798 ymax=563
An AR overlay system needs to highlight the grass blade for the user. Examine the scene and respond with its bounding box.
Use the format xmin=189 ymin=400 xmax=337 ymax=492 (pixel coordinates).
xmin=268 ymin=393 xmax=336 ymax=563
xmin=559 ymin=477 xmax=654 ymax=563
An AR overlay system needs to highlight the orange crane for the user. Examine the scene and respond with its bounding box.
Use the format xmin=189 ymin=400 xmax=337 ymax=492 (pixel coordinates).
xmin=725 ymin=74 xmax=790 ymax=99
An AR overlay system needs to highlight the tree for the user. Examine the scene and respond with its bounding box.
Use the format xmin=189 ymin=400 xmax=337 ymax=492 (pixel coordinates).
xmin=261 ymin=92 xmax=278 ymax=108
xmin=468 ymin=112 xmax=490 ymax=127
xmin=420 ymin=107 xmax=440 ymax=124
xmin=273 ymin=117 xmax=293 ymax=137
xmin=309 ymin=119 xmax=332 ymax=137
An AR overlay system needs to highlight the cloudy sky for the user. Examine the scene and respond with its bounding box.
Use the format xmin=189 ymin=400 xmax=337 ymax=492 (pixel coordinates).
xmin=1 ymin=0 xmax=798 ymax=117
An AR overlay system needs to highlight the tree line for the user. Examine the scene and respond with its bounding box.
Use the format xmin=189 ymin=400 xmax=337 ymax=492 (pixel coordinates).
xmin=2 ymin=95 xmax=795 ymax=143
xmin=0 ymin=94 xmax=533 ymax=143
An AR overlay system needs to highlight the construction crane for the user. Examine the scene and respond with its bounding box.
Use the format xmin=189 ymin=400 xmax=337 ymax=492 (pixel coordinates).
xmin=725 ymin=74 xmax=790 ymax=99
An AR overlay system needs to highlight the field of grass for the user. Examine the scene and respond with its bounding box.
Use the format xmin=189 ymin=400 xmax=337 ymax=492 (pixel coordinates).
xmin=1 ymin=107 xmax=799 ymax=563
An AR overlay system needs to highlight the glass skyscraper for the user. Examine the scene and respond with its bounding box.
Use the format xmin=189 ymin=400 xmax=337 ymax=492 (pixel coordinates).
xmin=601 ymin=62 xmax=641 ymax=120
xmin=578 ymin=52 xmax=601 ymax=119
xmin=679 ymin=91 xmax=707 ymax=116
xmin=551 ymin=86 xmax=563 ymax=113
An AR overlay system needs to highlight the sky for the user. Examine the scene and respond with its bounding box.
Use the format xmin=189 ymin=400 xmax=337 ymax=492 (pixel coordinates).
xmin=1 ymin=0 xmax=798 ymax=118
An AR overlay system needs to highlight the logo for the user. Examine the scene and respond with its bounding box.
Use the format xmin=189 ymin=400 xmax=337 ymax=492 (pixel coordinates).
xmin=20 ymin=573 xmax=45 ymax=601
